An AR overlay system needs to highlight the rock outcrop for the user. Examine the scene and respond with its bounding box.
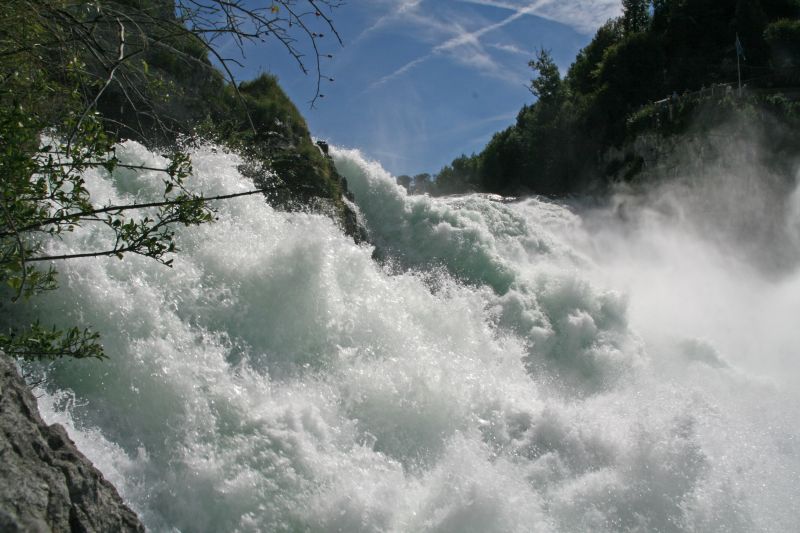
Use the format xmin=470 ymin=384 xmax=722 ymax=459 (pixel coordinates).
xmin=0 ymin=356 xmax=144 ymax=532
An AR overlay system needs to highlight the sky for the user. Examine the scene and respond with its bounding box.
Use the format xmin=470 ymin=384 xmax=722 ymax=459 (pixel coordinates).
xmin=226 ymin=1 xmax=623 ymax=177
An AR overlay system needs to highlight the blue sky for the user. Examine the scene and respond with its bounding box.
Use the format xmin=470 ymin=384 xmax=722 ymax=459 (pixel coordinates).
xmin=228 ymin=1 xmax=622 ymax=176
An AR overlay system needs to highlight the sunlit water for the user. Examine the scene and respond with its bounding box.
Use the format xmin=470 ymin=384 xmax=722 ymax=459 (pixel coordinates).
xmin=9 ymin=141 xmax=800 ymax=531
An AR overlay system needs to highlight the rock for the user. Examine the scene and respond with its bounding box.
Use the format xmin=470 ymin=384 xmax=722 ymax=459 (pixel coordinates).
xmin=0 ymin=356 xmax=144 ymax=533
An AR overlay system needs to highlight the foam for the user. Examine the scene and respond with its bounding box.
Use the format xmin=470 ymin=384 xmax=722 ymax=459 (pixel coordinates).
xmin=7 ymin=141 xmax=796 ymax=531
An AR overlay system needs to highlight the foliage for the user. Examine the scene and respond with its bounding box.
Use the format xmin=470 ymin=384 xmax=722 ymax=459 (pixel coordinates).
xmin=397 ymin=173 xmax=433 ymax=194
xmin=0 ymin=95 xmax=218 ymax=360
xmin=0 ymin=323 xmax=104 ymax=361
xmin=622 ymin=0 xmax=650 ymax=35
xmin=0 ymin=0 xmax=343 ymax=361
xmin=528 ymin=49 xmax=564 ymax=105
xmin=413 ymin=173 xmax=433 ymax=194
xmin=567 ymin=19 xmax=623 ymax=96
xmin=434 ymin=0 xmax=800 ymax=197
xmin=765 ymin=18 xmax=800 ymax=82
xmin=396 ymin=174 xmax=413 ymax=191
xmin=433 ymin=155 xmax=481 ymax=195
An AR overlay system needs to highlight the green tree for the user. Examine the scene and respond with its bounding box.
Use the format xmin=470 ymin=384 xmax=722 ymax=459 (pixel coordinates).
xmin=735 ymin=0 xmax=769 ymax=67
xmin=765 ymin=18 xmax=800 ymax=82
xmin=0 ymin=0 xmax=342 ymax=361
xmin=622 ymin=0 xmax=651 ymax=35
xmin=433 ymin=155 xmax=480 ymax=195
xmin=567 ymin=18 xmax=624 ymax=95
xmin=415 ymin=0 xmax=800 ymax=197
xmin=413 ymin=173 xmax=432 ymax=194
xmin=761 ymin=0 xmax=800 ymax=19
xmin=397 ymin=175 xmax=413 ymax=191
xmin=529 ymin=49 xmax=565 ymax=106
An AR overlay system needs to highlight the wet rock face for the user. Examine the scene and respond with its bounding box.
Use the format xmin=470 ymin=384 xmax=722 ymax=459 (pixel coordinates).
xmin=0 ymin=357 xmax=144 ymax=533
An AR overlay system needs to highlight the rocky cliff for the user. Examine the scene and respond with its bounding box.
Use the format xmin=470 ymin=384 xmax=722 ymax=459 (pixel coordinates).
xmin=0 ymin=357 xmax=144 ymax=532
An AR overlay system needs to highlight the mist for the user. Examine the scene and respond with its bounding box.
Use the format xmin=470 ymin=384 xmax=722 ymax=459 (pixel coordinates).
xmin=563 ymin=116 xmax=800 ymax=389
xmin=5 ymin=128 xmax=796 ymax=531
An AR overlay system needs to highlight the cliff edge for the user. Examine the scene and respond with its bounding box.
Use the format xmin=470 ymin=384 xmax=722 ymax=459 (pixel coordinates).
xmin=0 ymin=357 xmax=144 ymax=532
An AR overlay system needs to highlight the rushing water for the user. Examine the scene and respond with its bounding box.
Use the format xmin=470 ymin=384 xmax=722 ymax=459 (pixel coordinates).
xmin=11 ymin=140 xmax=800 ymax=531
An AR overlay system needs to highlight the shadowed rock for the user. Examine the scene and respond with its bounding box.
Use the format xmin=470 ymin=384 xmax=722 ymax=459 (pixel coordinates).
xmin=0 ymin=357 xmax=144 ymax=533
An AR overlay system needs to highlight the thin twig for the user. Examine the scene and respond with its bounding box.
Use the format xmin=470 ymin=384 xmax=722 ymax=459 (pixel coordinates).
xmin=0 ymin=187 xmax=273 ymax=239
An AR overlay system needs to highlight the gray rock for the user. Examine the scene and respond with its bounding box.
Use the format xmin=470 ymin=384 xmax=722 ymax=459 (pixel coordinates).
xmin=0 ymin=356 xmax=144 ymax=532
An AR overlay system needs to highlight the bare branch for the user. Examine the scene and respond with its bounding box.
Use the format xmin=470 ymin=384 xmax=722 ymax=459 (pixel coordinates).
xmin=0 ymin=186 xmax=274 ymax=240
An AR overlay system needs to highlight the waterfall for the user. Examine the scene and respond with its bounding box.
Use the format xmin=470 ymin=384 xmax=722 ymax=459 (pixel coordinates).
xmin=12 ymin=140 xmax=799 ymax=532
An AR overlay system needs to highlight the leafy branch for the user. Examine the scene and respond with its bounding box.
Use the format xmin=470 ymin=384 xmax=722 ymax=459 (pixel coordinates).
xmin=0 ymin=0 xmax=344 ymax=362
xmin=0 ymin=323 xmax=104 ymax=361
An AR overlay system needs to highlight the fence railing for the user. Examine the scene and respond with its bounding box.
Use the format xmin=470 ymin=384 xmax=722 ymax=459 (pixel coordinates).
xmin=629 ymin=83 xmax=799 ymax=131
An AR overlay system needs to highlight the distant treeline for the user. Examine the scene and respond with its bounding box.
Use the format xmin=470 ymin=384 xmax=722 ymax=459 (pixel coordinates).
xmin=407 ymin=0 xmax=800 ymax=197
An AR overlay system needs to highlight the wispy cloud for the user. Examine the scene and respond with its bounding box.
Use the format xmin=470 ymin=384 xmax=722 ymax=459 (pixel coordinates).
xmin=352 ymin=0 xmax=428 ymax=45
xmin=488 ymin=42 xmax=531 ymax=56
xmin=364 ymin=0 xmax=618 ymax=91
xmin=458 ymin=0 xmax=621 ymax=34
xmin=372 ymin=55 xmax=430 ymax=87
xmin=368 ymin=3 xmax=537 ymax=89
xmin=436 ymin=1 xmax=541 ymax=51
xmin=437 ymin=110 xmax=518 ymax=138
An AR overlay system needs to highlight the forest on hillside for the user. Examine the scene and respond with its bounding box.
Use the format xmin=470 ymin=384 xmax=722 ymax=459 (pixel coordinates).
xmin=404 ymin=0 xmax=800 ymax=197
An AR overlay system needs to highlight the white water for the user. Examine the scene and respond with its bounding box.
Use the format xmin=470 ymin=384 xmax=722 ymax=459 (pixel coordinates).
xmin=12 ymin=140 xmax=800 ymax=531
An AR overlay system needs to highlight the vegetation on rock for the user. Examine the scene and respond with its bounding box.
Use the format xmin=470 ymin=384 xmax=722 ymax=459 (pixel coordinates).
xmin=0 ymin=0 xmax=348 ymax=361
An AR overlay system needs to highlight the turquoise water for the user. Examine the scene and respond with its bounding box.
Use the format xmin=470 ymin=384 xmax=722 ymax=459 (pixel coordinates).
xmin=16 ymin=141 xmax=800 ymax=531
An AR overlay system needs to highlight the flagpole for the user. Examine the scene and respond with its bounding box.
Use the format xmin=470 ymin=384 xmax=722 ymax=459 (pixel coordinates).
xmin=736 ymin=33 xmax=742 ymax=97
xmin=737 ymin=48 xmax=742 ymax=97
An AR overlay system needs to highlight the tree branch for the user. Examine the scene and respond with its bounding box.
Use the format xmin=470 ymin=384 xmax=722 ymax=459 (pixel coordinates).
xmin=0 ymin=187 xmax=273 ymax=239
